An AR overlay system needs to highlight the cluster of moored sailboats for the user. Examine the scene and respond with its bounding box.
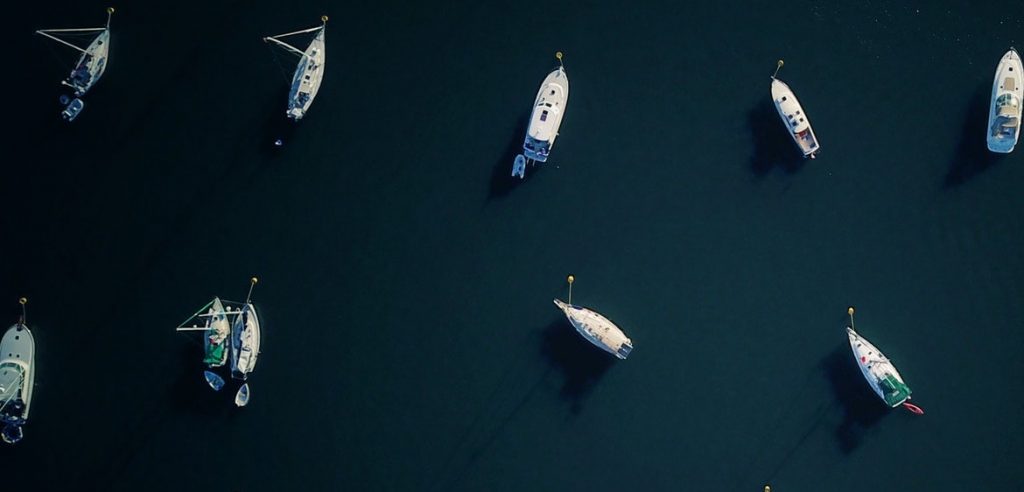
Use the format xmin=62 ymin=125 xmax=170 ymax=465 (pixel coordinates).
xmin=35 ymin=8 xmax=329 ymax=123
xmin=174 ymin=278 xmax=262 ymax=408
xmin=32 ymin=10 xmax=1024 ymax=451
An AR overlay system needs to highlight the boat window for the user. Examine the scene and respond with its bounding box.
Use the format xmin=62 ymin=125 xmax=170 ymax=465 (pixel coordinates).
xmin=550 ymin=90 xmax=555 ymax=95
xmin=540 ymin=110 xmax=549 ymax=122
xmin=781 ymin=96 xmax=787 ymax=102
xmin=545 ymin=103 xmax=552 ymax=107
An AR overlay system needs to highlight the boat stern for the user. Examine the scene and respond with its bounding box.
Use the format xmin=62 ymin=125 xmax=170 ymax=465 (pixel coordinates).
xmin=523 ymin=136 xmax=551 ymax=162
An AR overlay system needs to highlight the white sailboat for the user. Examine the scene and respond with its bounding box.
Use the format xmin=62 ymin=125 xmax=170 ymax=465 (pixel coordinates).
xmin=230 ymin=279 xmax=261 ymax=381
xmin=264 ymin=16 xmax=328 ymax=121
xmin=513 ymin=52 xmax=569 ymax=178
xmin=1 ymin=299 xmax=35 ymax=444
xmin=553 ymin=275 xmax=632 ymax=359
xmin=770 ymin=60 xmax=820 ymax=159
xmin=986 ymin=48 xmax=1023 ymax=153
xmin=36 ymin=8 xmax=115 ymax=98
xmin=845 ymin=307 xmax=923 ymax=415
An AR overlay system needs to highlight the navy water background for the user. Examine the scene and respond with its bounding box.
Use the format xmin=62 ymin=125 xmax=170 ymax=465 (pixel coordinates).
xmin=2 ymin=1 xmax=1024 ymax=490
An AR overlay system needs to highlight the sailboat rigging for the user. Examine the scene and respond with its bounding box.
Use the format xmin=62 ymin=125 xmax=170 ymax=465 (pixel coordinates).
xmin=264 ymin=16 xmax=328 ymax=120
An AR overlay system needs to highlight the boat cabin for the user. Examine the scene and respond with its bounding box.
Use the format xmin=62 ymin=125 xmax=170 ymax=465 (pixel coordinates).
xmin=992 ymin=93 xmax=1021 ymax=137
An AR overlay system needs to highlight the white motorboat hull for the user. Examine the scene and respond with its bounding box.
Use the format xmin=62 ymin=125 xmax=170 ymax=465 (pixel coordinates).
xmin=846 ymin=327 xmax=910 ymax=407
xmin=288 ymin=29 xmax=326 ymax=120
xmin=0 ymin=324 xmax=35 ymax=423
xmin=231 ymin=304 xmax=260 ymax=380
xmin=523 ymin=68 xmax=569 ymax=162
xmin=771 ymin=78 xmax=820 ymax=158
xmin=553 ymin=299 xmax=632 ymax=359
xmin=987 ymin=48 xmax=1023 ymax=153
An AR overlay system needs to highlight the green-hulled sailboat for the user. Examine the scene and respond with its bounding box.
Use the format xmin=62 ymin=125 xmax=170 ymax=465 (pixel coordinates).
xmin=846 ymin=307 xmax=923 ymax=415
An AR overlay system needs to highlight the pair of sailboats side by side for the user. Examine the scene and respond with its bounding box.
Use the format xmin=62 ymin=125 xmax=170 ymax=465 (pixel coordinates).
xmin=175 ymin=278 xmax=262 ymax=408
xmin=35 ymin=8 xmax=328 ymax=124
xmin=552 ymin=276 xmax=922 ymax=415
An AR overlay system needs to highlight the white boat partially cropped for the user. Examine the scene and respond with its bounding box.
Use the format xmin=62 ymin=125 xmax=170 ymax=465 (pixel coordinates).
xmin=230 ymin=277 xmax=261 ymax=381
xmin=513 ymin=53 xmax=569 ymax=177
xmin=553 ymin=299 xmax=632 ymax=359
xmin=265 ymin=16 xmax=327 ymax=121
xmin=1 ymin=299 xmax=36 ymax=444
xmin=987 ymin=48 xmax=1023 ymax=153
xmin=770 ymin=68 xmax=820 ymax=158
xmin=845 ymin=308 xmax=922 ymax=414
xmin=36 ymin=7 xmax=115 ymax=97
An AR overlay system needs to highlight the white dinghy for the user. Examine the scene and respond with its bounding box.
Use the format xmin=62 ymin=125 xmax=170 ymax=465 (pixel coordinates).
xmin=770 ymin=60 xmax=820 ymax=159
xmin=265 ymin=16 xmax=328 ymax=121
xmin=553 ymin=275 xmax=632 ymax=359
xmin=513 ymin=52 xmax=569 ymax=178
xmin=845 ymin=307 xmax=923 ymax=415
xmin=230 ymin=278 xmax=261 ymax=381
xmin=36 ymin=8 xmax=115 ymax=98
xmin=1 ymin=299 xmax=36 ymax=444
xmin=235 ymin=383 xmax=250 ymax=407
xmin=986 ymin=48 xmax=1023 ymax=153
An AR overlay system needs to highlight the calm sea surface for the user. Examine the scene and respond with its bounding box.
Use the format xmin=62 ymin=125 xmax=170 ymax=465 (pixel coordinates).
xmin=3 ymin=1 xmax=1024 ymax=490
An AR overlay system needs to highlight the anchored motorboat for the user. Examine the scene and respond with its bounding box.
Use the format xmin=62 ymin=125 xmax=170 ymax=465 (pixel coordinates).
xmin=1 ymin=299 xmax=35 ymax=444
xmin=987 ymin=48 xmax=1023 ymax=153
xmin=770 ymin=60 xmax=820 ymax=158
xmin=846 ymin=307 xmax=923 ymax=415
xmin=265 ymin=16 xmax=328 ymax=120
xmin=513 ymin=52 xmax=569 ymax=178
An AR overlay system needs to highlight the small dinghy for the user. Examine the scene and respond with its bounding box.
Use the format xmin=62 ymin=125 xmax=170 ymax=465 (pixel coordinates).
xmin=61 ymin=98 xmax=85 ymax=121
xmin=553 ymin=276 xmax=632 ymax=359
xmin=511 ymin=154 xmax=527 ymax=178
xmin=514 ymin=52 xmax=569 ymax=178
xmin=203 ymin=370 xmax=225 ymax=392
xmin=230 ymin=278 xmax=261 ymax=381
xmin=770 ymin=60 xmax=820 ymax=159
xmin=846 ymin=307 xmax=923 ymax=415
xmin=234 ymin=383 xmax=250 ymax=407
xmin=0 ymin=299 xmax=36 ymax=444
xmin=986 ymin=48 xmax=1023 ymax=153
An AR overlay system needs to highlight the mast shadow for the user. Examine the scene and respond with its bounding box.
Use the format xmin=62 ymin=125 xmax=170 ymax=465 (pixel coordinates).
xmin=487 ymin=117 xmax=532 ymax=201
xmin=540 ymin=320 xmax=615 ymax=415
xmin=820 ymin=345 xmax=889 ymax=454
xmin=944 ymin=83 xmax=1005 ymax=187
xmin=748 ymin=100 xmax=805 ymax=177
xmin=168 ymin=343 xmax=231 ymax=418
xmin=258 ymin=90 xmax=299 ymax=158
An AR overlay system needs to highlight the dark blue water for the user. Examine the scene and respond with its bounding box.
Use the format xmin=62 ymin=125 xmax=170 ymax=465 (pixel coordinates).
xmin=3 ymin=1 xmax=1024 ymax=490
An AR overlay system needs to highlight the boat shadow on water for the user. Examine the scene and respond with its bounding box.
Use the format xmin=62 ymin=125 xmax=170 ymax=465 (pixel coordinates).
xmin=168 ymin=343 xmax=233 ymax=418
xmin=258 ymin=91 xmax=300 ymax=158
xmin=820 ymin=345 xmax=890 ymax=454
xmin=944 ymin=82 xmax=1005 ymax=187
xmin=748 ymin=100 xmax=807 ymax=177
xmin=487 ymin=117 xmax=534 ymax=201
xmin=540 ymin=320 xmax=615 ymax=415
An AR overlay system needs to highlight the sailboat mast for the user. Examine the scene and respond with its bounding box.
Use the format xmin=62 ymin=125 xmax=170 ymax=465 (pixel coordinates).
xmin=106 ymin=7 xmax=115 ymax=29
